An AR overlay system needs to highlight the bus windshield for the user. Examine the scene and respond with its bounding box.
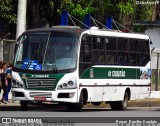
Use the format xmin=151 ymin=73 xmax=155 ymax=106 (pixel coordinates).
xmin=14 ymin=31 xmax=79 ymax=73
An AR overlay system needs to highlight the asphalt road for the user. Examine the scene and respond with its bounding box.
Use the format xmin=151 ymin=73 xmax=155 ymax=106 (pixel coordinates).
xmin=0 ymin=105 xmax=160 ymax=117
xmin=0 ymin=105 xmax=160 ymax=126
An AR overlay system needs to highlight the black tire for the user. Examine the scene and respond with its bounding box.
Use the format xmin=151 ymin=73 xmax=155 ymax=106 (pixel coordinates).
xmin=20 ymin=101 xmax=28 ymax=111
xmin=110 ymin=92 xmax=128 ymax=111
xmin=67 ymin=92 xmax=83 ymax=112
xmin=91 ymin=102 xmax=102 ymax=106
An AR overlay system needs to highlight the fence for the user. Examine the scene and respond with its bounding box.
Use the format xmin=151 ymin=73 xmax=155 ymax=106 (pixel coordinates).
xmin=0 ymin=39 xmax=16 ymax=63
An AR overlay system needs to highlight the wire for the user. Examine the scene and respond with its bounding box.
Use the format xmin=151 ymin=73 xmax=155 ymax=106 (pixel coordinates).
xmin=91 ymin=17 xmax=110 ymax=30
xmin=68 ymin=13 xmax=133 ymax=33
xmin=91 ymin=17 xmax=99 ymax=28
xmin=68 ymin=14 xmax=90 ymax=29
xmin=113 ymin=19 xmax=133 ymax=33
xmin=112 ymin=20 xmax=120 ymax=31
xmin=68 ymin=14 xmax=77 ymax=27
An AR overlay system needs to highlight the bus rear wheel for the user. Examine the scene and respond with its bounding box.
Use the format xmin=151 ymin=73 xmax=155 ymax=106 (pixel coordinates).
xmin=20 ymin=101 xmax=29 ymax=111
xmin=67 ymin=92 xmax=83 ymax=112
xmin=110 ymin=92 xmax=128 ymax=111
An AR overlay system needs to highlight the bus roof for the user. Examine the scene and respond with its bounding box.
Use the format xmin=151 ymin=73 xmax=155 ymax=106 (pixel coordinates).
xmin=84 ymin=28 xmax=149 ymax=40
xmin=25 ymin=27 xmax=85 ymax=36
xmin=25 ymin=26 xmax=149 ymax=40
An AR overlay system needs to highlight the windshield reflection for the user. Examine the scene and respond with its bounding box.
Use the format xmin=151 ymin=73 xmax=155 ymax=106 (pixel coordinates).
xmin=14 ymin=31 xmax=78 ymax=73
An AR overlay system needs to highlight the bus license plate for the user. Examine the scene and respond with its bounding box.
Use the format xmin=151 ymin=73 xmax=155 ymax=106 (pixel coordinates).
xmin=34 ymin=96 xmax=46 ymax=101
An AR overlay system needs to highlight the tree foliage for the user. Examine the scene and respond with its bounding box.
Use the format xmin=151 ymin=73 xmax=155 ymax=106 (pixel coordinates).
xmin=0 ymin=0 xmax=158 ymax=37
xmin=0 ymin=0 xmax=17 ymax=23
xmin=58 ymin=0 xmax=95 ymax=18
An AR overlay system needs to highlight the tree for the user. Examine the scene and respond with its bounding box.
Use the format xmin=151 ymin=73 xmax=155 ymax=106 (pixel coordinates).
xmin=27 ymin=0 xmax=55 ymax=28
xmin=0 ymin=0 xmax=17 ymax=24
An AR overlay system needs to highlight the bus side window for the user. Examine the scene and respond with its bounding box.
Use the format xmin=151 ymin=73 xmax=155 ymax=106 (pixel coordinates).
xmin=118 ymin=52 xmax=129 ymax=65
xmin=79 ymin=34 xmax=92 ymax=76
xmin=93 ymin=36 xmax=104 ymax=49
xmin=106 ymin=52 xmax=117 ymax=64
xmin=129 ymin=53 xmax=139 ymax=65
xmin=83 ymin=43 xmax=92 ymax=62
xmin=105 ymin=37 xmax=116 ymax=51
xmin=93 ymin=36 xmax=105 ymax=64
xmin=138 ymin=39 xmax=150 ymax=66
xmin=80 ymin=34 xmax=92 ymax=62
xmin=129 ymin=39 xmax=138 ymax=52
xmin=128 ymin=39 xmax=139 ymax=65
xmin=139 ymin=54 xmax=150 ymax=66
xmin=105 ymin=37 xmax=117 ymax=65
xmin=118 ymin=38 xmax=128 ymax=51
xmin=117 ymin=38 xmax=129 ymax=65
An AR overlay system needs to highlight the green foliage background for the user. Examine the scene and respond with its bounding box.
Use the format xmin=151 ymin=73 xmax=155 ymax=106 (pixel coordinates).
xmin=0 ymin=0 xmax=158 ymax=37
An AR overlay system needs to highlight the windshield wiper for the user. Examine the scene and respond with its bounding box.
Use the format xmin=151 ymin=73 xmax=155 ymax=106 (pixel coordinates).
xmin=46 ymin=45 xmax=58 ymax=74
xmin=52 ymin=63 xmax=58 ymax=73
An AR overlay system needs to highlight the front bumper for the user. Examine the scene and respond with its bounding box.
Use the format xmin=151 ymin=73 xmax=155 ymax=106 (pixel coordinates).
xmin=11 ymin=88 xmax=78 ymax=103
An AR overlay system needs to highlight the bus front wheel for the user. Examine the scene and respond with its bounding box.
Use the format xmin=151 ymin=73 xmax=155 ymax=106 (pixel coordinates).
xmin=67 ymin=92 xmax=83 ymax=112
xmin=110 ymin=92 xmax=128 ymax=111
xmin=20 ymin=101 xmax=29 ymax=111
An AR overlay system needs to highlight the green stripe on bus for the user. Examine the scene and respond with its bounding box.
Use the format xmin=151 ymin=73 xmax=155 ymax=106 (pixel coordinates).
xmin=80 ymin=67 xmax=141 ymax=79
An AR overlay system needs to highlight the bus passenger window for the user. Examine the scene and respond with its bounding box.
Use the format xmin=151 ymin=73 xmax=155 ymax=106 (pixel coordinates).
xmin=139 ymin=54 xmax=150 ymax=66
xmin=106 ymin=52 xmax=117 ymax=64
xmin=129 ymin=39 xmax=138 ymax=52
xmin=79 ymin=34 xmax=92 ymax=76
xmin=105 ymin=38 xmax=116 ymax=50
xmin=93 ymin=51 xmax=105 ymax=64
xmin=83 ymin=44 xmax=92 ymax=62
xmin=80 ymin=43 xmax=92 ymax=62
xmin=118 ymin=38 xmax=128 ymax=51
xmin=82 ymin=34 xmax=92 ymax=43
xmin=80 ymin=34 xmax=92 ymax=63
xmin=129 ymin=53 xmax=139 ymax=65
xmin=93 ymin=37 xmax=104 ymax=49
xmin=118 ymin=53 xmax=129 ymax=65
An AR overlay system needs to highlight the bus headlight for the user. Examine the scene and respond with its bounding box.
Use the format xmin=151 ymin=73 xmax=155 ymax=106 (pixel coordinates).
xmin=57 ymin=78 xmax=77 ymax=89
xmin=11 ymin=71 xmax=24 ymax=88
xmin=68 ymin=81 xmax=74 ymax=86
xmin=63 ymin=83 xmax=68 ymax=88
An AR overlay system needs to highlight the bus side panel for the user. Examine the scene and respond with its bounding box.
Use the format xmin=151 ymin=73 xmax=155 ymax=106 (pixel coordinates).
xmin=79 ymin=79 xmax=103 ymax=102
xmin=103 ymin=86 xmax=124 ymax=101
xmin=103 ymin=79 xmax=150 ymax=101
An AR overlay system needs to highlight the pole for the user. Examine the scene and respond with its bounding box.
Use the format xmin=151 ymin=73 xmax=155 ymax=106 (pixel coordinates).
xmin=0 ymin=40 xmax=3 ymax=61
xmin=61 ymin=10 xmax=68 ymax=26
xmin=84 ymin=14 xmax=91 ymax=29
xmin=106 ymin=17 xmax=113 ymax=29
xmin=156 ymin=53 xmax=160 ymax=91
xmin=16 ymin=0 xmax=27 ymax=39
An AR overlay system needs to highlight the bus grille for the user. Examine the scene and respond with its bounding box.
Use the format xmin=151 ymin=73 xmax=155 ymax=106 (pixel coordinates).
xmin=26 ymin=78 xmax=56 ymax=90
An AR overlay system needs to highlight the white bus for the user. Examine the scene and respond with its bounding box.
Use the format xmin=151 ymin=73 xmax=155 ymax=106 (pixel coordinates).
xmin=12 ymin=26 xmax=151 ymax=111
